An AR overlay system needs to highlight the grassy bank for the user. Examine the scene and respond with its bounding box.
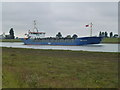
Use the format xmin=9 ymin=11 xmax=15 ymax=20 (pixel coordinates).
xmin=0 ymin=39 xmax=21 ymax=42
xmin=101 ymin=38 xmax=119 ymax=44
xmin=2 ymin=47 xmax=118 ymax=88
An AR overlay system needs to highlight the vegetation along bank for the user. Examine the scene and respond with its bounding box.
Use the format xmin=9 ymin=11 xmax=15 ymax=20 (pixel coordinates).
xmin=2 ymin=47 xmax=118 ymax=88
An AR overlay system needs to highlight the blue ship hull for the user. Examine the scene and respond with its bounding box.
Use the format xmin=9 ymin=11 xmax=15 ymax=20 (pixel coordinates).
xmin=21 ymin=37 xmax=103 ymax=46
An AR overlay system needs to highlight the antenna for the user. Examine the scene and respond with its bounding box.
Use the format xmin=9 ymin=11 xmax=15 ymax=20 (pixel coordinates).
xmin=33 ymin=20 xmax=38 ymax=32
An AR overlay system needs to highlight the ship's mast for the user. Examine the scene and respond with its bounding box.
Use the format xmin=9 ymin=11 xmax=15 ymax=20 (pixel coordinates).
xmin=90 ymin=22 xmax=93 ymax=37
xmin=33 ymin=20 xmax=38 ymax=32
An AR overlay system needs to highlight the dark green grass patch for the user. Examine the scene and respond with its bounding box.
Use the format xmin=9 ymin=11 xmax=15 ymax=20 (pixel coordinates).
xmin=102 ymin=38 xmax=119 ymax=43
xmin=2 ymin=47 xmax=118 ymax=88
xmin=1 ymin=39 xmax=21 ymax=42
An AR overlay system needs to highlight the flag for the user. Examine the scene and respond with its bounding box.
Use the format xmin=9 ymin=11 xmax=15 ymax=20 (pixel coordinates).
xmin=86 ymin=25 xmax=89 ymax=27
xmin=86 ymin=23 xmax=93 ymax=27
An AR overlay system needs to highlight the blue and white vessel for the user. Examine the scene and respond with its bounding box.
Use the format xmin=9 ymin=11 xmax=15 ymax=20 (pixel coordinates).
xmin=21 ymin=21 xmax=103 ymax=45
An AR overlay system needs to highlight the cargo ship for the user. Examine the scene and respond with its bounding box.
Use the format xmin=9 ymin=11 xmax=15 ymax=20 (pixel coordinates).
xmin=21 ymin=21 xmax=103 ymax=45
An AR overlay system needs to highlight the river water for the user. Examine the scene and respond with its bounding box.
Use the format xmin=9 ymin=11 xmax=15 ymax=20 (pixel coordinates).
xmin=0 ymin=42 xmax=119 ymax=52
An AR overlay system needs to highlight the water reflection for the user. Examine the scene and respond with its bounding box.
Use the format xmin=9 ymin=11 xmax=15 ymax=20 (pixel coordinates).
xmin=84 ymin=44 xmax=103 ymax=47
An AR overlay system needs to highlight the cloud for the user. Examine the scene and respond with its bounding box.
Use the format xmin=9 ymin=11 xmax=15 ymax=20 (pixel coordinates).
xmin=2 ymin=2 xmax=118 ymax=37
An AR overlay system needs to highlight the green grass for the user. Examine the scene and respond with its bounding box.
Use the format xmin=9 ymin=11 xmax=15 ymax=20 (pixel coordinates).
xmin=2 ymin=47 xmax=118 ymax=88
xmin=102 ymin=38 xmax=119 ymax=43
xmin=0 ymin=39 xmax=21 ymax=42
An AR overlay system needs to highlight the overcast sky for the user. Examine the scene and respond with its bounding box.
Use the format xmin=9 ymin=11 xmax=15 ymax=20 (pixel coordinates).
xmin=2 ymin=2 xmax=118 ymax=38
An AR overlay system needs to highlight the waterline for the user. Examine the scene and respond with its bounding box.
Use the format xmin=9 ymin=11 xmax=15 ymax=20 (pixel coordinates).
xmin=0 ymin=42 xmax=119 ymax=52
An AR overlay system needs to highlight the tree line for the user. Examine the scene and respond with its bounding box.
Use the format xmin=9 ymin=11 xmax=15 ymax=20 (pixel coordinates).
xmin=99 ymin=31 xmax=119 ymax=38
xmin=4 ymin=28 xmax=15 ymax=39
xmin=3 ymin=28 xmax=119 ymax=39
xmin=56 ymin=32 xmax=78 ymax=39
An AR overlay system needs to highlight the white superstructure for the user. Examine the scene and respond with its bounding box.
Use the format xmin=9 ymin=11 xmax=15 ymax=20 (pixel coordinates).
xmin=25 ymin=20 xmax=46 ymax=39
xmin=28 ymin=31 xmax=45 ymax=38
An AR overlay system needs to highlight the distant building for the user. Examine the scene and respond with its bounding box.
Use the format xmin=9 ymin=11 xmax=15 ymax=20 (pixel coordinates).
xmin=0 ymin=32 xmax=13 ymax=39
xmin=5 ymin=35 xmax=13 ymax=39
xmin=0 ymin=33 xmax=6 ymax=39
xmin=0 ymin=35 xmax=4 ymax=39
